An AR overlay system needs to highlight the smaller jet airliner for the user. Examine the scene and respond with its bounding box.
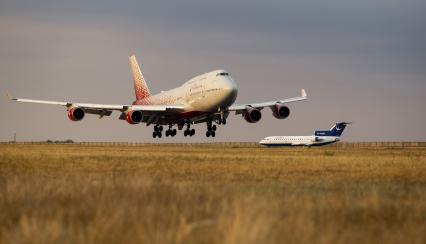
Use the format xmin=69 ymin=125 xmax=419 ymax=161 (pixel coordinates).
xmin=259 ymin=122 xmax=350 ymax=147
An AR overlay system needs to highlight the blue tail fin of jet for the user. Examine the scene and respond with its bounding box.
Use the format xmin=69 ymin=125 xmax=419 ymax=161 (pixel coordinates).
xmin=314 ymin=122 xmax=350 ymax=137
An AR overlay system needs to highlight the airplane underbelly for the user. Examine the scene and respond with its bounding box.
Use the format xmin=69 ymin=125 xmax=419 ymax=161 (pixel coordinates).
xmin=190 ymin=96 xmax=216 ymax=111
xmin=187 ymin=89 xmax=234 ymax=112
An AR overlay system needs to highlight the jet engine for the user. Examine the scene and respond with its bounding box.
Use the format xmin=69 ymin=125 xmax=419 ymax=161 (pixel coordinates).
xmin=272 ymin=103 xmax=290 ymax=119
xmin=67 ymin=107 xmax=85 ymax=121
xmin=243 ymin=107 xmax=262 ymax=123
xmin=125 ymin=110 xmax=143 ymax=124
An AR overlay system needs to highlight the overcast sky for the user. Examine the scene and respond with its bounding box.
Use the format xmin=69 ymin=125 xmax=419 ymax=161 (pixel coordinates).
xmin=1 ymin=0 xmax=425 ymax=142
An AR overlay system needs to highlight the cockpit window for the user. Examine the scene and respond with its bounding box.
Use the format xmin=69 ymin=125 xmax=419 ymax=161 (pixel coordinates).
xmin=216 ymin=72 xmax=229 ymax=76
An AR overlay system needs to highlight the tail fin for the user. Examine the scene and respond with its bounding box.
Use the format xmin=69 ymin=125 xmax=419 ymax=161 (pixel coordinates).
xmin=315 ymin=122 xmax=350 ymax=137
xmin=129 ymin=55 xmax=151 ymax=100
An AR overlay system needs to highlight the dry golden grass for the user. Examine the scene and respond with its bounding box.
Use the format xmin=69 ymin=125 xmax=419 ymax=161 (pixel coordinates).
xmin=0 ymin=144 xmax=426 ymax=244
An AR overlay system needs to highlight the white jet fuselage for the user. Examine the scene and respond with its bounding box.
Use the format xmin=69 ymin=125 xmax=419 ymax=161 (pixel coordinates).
xmin=133 ymin=70 xmax=238 ymax=114
xmin=259 ymin=135 xmax=340 ymax=147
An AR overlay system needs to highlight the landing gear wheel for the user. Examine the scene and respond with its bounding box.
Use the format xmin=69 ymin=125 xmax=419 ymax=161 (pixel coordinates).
xmin=211 ymin=131 xmax=216 ymax=137
xmin=190 ymin=129 xmax=195 ymax=136
xmin=172 ymin=129 xmax=177 ymax=136
xmin=222 ymin=119 xmax=226 ymax=125
xmin=165 ymin=130 xmax=170 ymax=137
xmin=206 ymin=131 xmax=210 ymax=137
xmin=158 ymin=132 xmax=162 ymax=138
xmin=184 ymin=130 xmax=188 ymax=137
xmin=212 ymin=125 xmax=217 ymax=131
xmin=153 ymin=132 xmax=157 ymax=138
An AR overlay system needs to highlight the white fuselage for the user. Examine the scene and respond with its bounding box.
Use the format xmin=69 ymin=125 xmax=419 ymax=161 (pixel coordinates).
xmin=133 ymin=70 xmax=238 ymax=113
xmin=259 ymin=135 xmax=340 ymax=147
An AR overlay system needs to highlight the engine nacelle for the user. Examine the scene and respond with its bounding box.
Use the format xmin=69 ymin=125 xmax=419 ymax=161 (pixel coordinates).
xmin=272 ymin=104 xmax=290 ymax=119
xmin=67 ymin=107 xmax=85 ymax=121
xmin=125 ymin=110 xmax=143 ymax=124
xmin=243 ymin=107 xmax=262 ymax=123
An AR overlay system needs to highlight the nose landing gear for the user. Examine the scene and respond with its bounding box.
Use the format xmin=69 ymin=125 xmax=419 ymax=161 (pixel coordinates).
xmin=217 ymin=111 xmax=227 ymax=125
xmin=217 ymin=118 xmax=226 ymax=125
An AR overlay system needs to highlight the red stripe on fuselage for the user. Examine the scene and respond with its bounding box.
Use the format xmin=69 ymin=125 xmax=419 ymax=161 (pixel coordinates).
xmin=178 ymin=111 xmax=206 ymax=119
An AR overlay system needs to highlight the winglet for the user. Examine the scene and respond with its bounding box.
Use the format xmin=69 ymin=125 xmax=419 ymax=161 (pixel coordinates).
xmin=5 ymin=92 xmax=14 ymax=101
xmin=301 ymin=89 xmax=307 ymax=98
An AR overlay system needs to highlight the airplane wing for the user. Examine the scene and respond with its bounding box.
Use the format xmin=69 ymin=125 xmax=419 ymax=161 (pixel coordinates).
xmin=228 ymin=89 xmax=307 ymax=113
xmin=6 ymin=93 xmax=185 ymax=115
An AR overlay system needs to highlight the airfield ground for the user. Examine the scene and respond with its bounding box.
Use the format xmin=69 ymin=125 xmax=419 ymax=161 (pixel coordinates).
xmin=0 ymin=144 xmax=425 ymax=243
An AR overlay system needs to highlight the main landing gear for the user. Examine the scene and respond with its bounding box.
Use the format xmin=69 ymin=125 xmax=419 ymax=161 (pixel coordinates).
xmin=152 ymin=125 xmax=163 ymax=138
xmin=206 ymin=121 xmax=216 ymax=137
xmin=165 ymin=125 xmax=177 ymax=137
xmin=183 ymin=121 xmax=195 ymax=137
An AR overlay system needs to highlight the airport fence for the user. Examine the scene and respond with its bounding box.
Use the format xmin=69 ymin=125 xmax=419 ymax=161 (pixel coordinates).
xmin=1 ymin=141 xmax=426 ymax=148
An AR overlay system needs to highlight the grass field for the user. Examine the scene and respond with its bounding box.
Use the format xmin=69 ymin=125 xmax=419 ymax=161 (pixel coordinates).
xmin=1 ymin=144 xmax=426 ymax=244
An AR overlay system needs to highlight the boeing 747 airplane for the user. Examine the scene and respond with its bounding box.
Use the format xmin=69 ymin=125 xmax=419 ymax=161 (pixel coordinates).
xmin=8 ymin=55 xmax=307 ymax=138
xmin=259 ymin=122 xmax=350 ymax=147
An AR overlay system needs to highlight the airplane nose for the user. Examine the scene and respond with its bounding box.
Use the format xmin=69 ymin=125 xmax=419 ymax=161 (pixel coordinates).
xmin=226 ymin=85 xmax=238 ymax=99
xmin=223 ymin=77 xmax=237 ymax=91
xmin=220 ymin=77 xmax=238 ymax=107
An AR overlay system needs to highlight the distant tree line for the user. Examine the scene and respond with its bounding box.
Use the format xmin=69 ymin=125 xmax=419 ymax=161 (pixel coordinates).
xmin=46 ymin=139 xmax=74 ymax=144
